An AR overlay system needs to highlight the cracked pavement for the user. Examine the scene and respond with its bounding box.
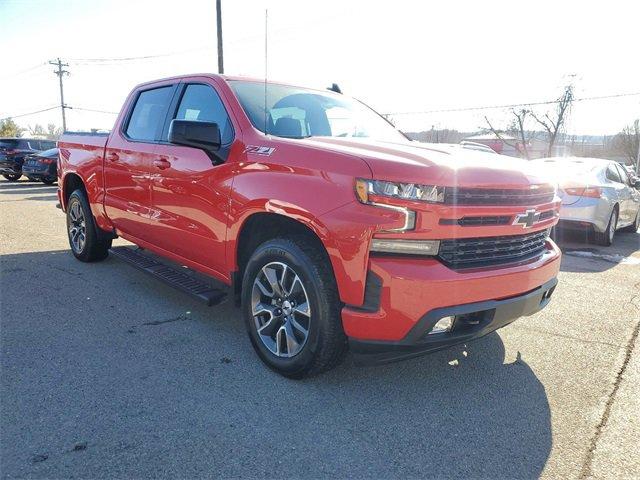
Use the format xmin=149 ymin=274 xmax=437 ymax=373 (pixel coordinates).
xmin=1 ymin=179 xmax=639 ymax=479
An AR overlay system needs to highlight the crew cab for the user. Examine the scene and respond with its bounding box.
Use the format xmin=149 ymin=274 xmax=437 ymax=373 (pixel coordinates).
xmin=58 ymin=74 xmax=561 ymax=377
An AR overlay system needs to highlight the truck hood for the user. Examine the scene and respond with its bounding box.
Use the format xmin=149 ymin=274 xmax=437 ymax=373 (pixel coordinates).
xmin=299 ymin=137 xmax=551 ymax=188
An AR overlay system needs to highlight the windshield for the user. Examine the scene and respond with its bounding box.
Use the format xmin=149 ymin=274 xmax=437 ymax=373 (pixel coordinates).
xmin=229 ymin=80 xmax=406 ymax=142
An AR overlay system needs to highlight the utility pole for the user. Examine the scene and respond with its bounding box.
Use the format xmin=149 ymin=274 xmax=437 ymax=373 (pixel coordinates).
xmin=49 ymin=58 xmax=69 ymax=132
xmin=216 ymin=0 xmax=224 ymax=74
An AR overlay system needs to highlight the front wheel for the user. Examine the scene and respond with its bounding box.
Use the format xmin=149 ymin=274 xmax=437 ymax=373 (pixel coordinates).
xmin=66 ymin=189 xmax=112 ymax=262
xmin=241 ymin=237 xmax=347 ymax=378
xmin=42 ymin=177 xmax=56 ymax=185
xmin=594 ymin=208 xmax=617 ymax=246
xmin=2 ymin=173 xmax=21 ymax=181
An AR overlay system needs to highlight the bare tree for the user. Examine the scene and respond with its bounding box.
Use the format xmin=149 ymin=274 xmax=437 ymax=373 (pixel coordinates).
xmin=611 ymin=119 xmax=640 ymax=167
xmin=484 ymin=110 xmax=532 ymax=159
xmin=530 ymin=83 xmax=574 ymax=157
xmin=46 ymin=123 xmax=63 ymax=140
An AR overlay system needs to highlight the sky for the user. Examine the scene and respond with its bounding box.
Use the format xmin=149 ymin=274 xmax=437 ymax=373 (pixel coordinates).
xmin=1 ymin=0 xmax=639 ymax=136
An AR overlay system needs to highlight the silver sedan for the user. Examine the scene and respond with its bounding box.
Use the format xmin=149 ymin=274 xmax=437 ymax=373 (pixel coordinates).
xmin=531 ymin=157 xmax=640 ymax=246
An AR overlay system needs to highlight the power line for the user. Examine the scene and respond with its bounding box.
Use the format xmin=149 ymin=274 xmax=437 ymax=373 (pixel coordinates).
xmin=384 ymin=92 xmax=640 ymax=116
xmin=72 ymin=107 xmax=119 ymax=115
xmin=68 ymin=46 xmax=210 ymax=64
xmin=0 ymin=62 xmax=47 ymax=80
xmin=1 ymin=106 xmax=59 ymax=120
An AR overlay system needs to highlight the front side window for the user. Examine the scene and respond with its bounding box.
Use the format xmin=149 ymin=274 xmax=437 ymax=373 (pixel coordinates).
xmin=229 ymin=80 xmax=406 ymax=142
xmin=126 ymin=86 xmax=174 ymax=141
xmin=174 ymin=84 xmax=233 ymax=145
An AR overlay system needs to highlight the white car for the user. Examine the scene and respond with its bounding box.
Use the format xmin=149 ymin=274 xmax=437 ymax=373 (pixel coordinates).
xmin=531 ymin=157 xmax=640 ymax=245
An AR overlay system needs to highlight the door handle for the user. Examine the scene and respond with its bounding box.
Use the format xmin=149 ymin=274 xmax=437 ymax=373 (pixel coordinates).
xmin=106 ymin=152 xmax=119 ymax=162
xmin=153 ymin=158 xmax=171 ymax=170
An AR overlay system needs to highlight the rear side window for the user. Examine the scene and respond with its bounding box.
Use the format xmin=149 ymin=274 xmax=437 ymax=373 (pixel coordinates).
xmin=606 ymin=164 xmax=622 ymax=183
xmin=126 ymin=86 xmax=174 ymax=141
xmin=616 ymin=165 xmax=631 ymax=185
xmin=174 ymin=84 xmax=233 ymax=145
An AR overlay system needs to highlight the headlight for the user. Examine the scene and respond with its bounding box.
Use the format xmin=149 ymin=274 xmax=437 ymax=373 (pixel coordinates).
xmin=355 ymin=179 xmax=445 ymax=203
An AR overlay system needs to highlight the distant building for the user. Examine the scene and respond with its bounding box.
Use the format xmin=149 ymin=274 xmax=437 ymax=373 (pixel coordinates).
xmin=462 ymin=132 xmax=549 ymax=159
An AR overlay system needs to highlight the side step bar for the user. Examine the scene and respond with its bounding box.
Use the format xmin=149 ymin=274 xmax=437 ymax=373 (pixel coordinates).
xmin=110 ymin=246 xmax=227 ymax=306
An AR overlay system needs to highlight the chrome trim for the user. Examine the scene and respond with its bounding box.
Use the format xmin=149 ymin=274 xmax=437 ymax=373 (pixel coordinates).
xmin=371 ymin=202 xmax=416 ymax=232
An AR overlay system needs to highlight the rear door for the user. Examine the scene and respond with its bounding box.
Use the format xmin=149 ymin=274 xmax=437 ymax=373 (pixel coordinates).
xmin=615 ymin=163 xmax=635 ymax=224
xmin=606 ymin=163 xmax=630 ymax=224
xmin=104 ymin=83 xmax=177 ymax=241
xmin=149 ymin=80 xmax=237 ymax=276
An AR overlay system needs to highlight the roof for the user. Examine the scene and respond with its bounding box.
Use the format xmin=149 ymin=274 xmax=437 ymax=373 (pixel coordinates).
xmin=464 ymin=132 xmax=518 ymax=141
xmin=132 ymin=73 xmax=332 ymax=95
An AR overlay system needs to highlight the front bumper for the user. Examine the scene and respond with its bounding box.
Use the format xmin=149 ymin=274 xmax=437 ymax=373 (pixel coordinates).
xmin=350 ymin=277 xmax=557 ymax=365
xmin=341 ymin=239 xmax=561 ymax=363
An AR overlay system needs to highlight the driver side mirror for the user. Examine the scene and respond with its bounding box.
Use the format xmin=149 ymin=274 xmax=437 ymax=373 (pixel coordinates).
xmin=168 ymin=119 xmax=222 ymax=163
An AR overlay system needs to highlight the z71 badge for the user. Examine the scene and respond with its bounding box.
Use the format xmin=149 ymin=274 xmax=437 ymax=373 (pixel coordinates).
xmin=244 ymin=145 xmax=275 ymax=156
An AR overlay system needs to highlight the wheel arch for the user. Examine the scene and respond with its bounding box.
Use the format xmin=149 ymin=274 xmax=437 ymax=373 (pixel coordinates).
xmin=61 ymin=172 xmax=87 ymax=210
xmin=232 ymin=211 xmax=338 ymax=303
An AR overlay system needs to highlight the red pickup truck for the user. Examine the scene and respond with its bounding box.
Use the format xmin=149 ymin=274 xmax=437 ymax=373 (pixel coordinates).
xmin=58 ymin=74 xmax=561 ymax=377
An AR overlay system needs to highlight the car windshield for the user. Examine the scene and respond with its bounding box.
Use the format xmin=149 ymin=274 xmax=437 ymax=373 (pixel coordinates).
xmin=229 ymin=80 xmax=406 ymax=142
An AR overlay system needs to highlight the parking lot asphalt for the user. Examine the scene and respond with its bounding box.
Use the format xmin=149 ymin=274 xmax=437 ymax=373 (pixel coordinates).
xmin=1 ymin=179 xmax=639 ymax=479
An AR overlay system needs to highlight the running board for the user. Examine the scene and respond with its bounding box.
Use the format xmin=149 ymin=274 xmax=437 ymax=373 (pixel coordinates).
xmin=110 ymin=246 xmax=227 ymax=306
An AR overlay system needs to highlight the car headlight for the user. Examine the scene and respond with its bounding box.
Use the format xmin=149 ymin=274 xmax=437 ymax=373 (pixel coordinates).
xmin=355 ymin=179 xmax=445 ymax=203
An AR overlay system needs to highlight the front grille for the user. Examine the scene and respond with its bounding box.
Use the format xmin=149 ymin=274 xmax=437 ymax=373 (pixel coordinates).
xmin=440 ymin=215 xmax=511 ymax=226
xmin=438 ymin=230 xmax=549 ymax=269
xmin=444 ymin=186 xmax=555 ymax=205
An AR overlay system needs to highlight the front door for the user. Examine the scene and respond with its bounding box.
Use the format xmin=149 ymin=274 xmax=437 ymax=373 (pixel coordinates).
xmin=150 ymin=82 xmax=237 ymax=276
xmin=104 ymin=84 xmax=176 ymax=242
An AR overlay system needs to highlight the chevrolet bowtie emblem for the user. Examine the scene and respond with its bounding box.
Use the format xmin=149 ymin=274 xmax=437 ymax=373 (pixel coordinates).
xmin=513 ymin=209 xmax=541 ymax=228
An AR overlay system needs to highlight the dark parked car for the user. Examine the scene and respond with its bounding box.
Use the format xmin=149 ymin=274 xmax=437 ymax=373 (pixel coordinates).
xmin=0 ymin=138 xmax=56 ymax=181
xmin=21 ymin=148 xmax=59 ymax=184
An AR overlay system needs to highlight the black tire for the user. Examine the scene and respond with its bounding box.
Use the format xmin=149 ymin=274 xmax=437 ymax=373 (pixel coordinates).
xmin=42 ymin=177 xmax=56 ymax=185
xmin=241 ymin=236 xmax=347 ymax=378
xmin=66 ymin=189 xmax=112 ymax=262
xmin=594 ymin=208 xmax=618 ymax=246
xmin=2 ymin=173 xmax=21 ymax=181
xmin=621 ymin=209 xmax=640 ymax=233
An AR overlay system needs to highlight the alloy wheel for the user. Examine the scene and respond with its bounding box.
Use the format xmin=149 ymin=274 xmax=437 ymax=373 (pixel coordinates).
xmin=68 ymin=201 xmax=87 ymax=253
xmin=251 ymin=261 xmax=311 ymax=358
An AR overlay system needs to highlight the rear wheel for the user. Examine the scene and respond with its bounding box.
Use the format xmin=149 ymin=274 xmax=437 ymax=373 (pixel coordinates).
xmin=66 ymin=189 xmax=112 ymax=262
xmin=2 ymin=173 xmax=21 ymax=181
xmin=594 ymin=208 xmax=617 ymax=246
xmin=621 ymin=208 xmax=640 ymax=233
xmin=241 ymin=237 xmax=347 ymax=378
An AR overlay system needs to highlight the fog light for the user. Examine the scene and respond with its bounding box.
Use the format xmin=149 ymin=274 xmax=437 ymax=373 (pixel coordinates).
xmin=428 ymin=316 xmax=454 ymax=335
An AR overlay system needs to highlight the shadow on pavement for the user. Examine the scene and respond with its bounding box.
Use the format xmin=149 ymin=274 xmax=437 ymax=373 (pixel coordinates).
xmin=557 ymin=228 xmax=640 ymax=273
xmin=1 ymin=249 xmax=553 ymax=479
